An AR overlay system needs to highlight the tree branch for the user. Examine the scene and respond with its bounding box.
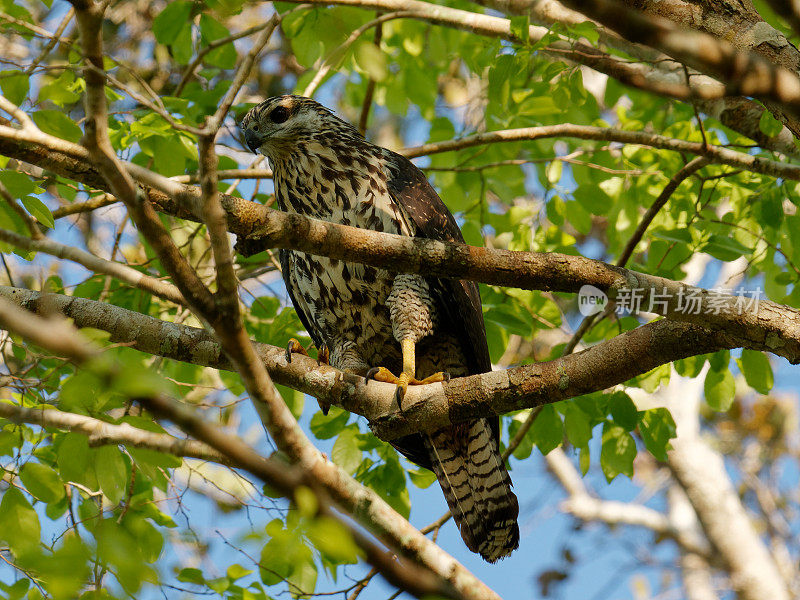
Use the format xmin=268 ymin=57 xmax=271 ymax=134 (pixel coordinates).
xmin=476 ymin=0 xmax=800 ymax=154
xmin=560 ymin=0 xmax=800 ymax=117
xmin=137 ymin=394 xmax=460 ymax=600
xmin=0 ymin=226 xmax=185 ymax=305
xmin=2 ymin=122 xmax=798 ymax=361
xmin=0 ymin=403 xmax=226 ymax=462
xmin=0 ymin=287 xmax=485 ymax=600
xmin=546 ymin=447 xmax=711 ymax=558
xmin=0 ymin=286 xmax=740 ymax=441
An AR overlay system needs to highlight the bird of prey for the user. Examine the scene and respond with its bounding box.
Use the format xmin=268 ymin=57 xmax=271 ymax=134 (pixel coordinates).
xmin=241 ymin=95 xmax=519 ymax=561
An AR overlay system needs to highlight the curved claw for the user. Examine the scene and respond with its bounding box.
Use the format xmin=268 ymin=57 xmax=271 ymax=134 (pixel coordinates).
xmin=394 ymin=372 xmax=412 ymax=405
xmin=316 ymin=398 xmax=330 ymax=416
xmin=317 ymin=343 xmax=330 ymax=365
xmin=285 ymin=338 xmax=309 ymax=363
xmin=365 ymin=366 xmax=382 ymax=382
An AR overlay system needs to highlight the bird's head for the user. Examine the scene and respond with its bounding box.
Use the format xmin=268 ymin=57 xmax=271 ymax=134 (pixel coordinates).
xmin=240 ymin=95 xmax=355 ymax=160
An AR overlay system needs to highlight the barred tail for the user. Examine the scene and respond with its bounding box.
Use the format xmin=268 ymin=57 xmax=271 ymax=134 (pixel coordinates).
xmin=425 ymin=418 xmax=520 ymax=562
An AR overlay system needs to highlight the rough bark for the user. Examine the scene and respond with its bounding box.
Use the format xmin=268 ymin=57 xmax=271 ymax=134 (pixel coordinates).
xmin=476 ymin=0 xmax=800 ymax=154
xmin=0 ymin=286 xmax=739 ymax=439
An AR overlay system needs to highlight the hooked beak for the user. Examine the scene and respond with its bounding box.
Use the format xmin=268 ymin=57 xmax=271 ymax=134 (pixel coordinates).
xmin=244 ymin=128 xmax=262 ymax=154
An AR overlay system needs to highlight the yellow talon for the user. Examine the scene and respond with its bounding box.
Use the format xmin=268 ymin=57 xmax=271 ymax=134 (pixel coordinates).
xmin=365 ymin=338 xmax=449 ymax=405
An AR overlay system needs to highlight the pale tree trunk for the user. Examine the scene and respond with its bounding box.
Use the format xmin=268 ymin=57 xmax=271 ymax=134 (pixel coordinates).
xmin=665 ymin=374 xmax=789 ymax=600
xmin=667 ymin=485 xmax=721 ymax=600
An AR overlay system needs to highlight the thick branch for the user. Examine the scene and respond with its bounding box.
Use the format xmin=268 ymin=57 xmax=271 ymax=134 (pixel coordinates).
xmin=560 ymin=0 xmax=800 ymax=117
xmin=614 ymin=0 xmax=800 ymax=139
xmin=2 ymin=125 xmax=798 ymax=360
xmin=0 ymin=286 xmax=739 ymax=440
xmin=665 ymin=376 xmax=790 ymax=600
xmin=477 ymin=0 xmax=800 ymax=153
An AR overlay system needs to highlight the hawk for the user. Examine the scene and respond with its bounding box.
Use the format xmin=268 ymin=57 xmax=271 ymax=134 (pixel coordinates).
xmin=241 ymin=95 xmax=519 ymax=561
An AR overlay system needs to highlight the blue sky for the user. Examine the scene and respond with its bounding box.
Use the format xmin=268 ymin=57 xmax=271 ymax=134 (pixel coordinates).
xmin=5 ymin=14 xmax=798 ymax=597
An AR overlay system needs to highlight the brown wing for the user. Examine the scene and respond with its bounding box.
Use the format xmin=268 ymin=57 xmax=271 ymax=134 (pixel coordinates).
xmin=383 ymin=150 xmax=499 ymax=469
xmin=384 ymin=150 xmax=491 ymax=374
xmin=280 ymin=249 xmax=325 ymax=350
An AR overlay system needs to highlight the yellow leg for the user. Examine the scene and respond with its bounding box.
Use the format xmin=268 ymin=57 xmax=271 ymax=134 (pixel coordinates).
xmin=366 ymin=338 xmax=450 ymax=403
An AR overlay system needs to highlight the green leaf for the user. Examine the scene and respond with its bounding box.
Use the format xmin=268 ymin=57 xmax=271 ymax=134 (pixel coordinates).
xmin=21 ymin=196 xmax=54 ymax=228
xmin=0 ymin=487 xmax=41 ymax=554
xmin=20 ymin=462 xmax=64 ymax=504
xmin=738 ymin=349 xmax=773 ymax=394
xmin=708 ymin=349 xmax=730 ymax=371
xmin=39 ymin=72 xmax=82 ymax=107
xmin=545 ymin=160 xmax=562 ymax=185
xmin=635 ymin=363 xmax=670 ymax=393
xmin=702 ymin=234 xmax=750 ymax=262
xmin=704 ymin=368 xmax=735 ymax=411
xmin=563 ymin=403 xmax=592 ymax=448
xmin=0 ymin=71 xmax=29 ymax=106
xmin=139 ymin=135 xmax=186 ymax=175
xmin=759 ymin=110 xmax=784 ymax=137
xmin=407 ymin=467 xmax=436 ymax=489
xmin=306 ymin=516 xmax=360 ymax=565
xmin=94 ymin=446 xmax=127 ymax=504
xmin=354 ymin=42 xmax=387 ymax=82
xmin=579 ymin=445 xmax=590 ymax=475
xmin=607 ymin=392 xmax=637 ymax=431
xmin=570 ymin=20 xmax=600 ymax=44
xmin=564 ymin=200 xmax=591 ymax=235
xmin=288 ymin=556 xmax=317 ymax=598
xmin=531 ymin=404 xmax=562 ymax=455
xmin=207 ymin=577 xmax=229 ymax=594
xmin=309 ymin=407 xmax=349 ymax=439
xmin=485 ymin=304 xmax=531 ymax=337
xmin=38 ymin=533 xmax=92 ymax=600
xmin=600 ymin=423 xmax=636 ymax=482
xmin=199 ymin=15 xmax=237 ymax=69
xmin=638 ymin=408 xmax=676 ymax=461
xmin=31 ymin=110 xmax=82 ymax=143
xmin=57 ymin=433 xmax=89 ymax=483
xmin=59 ymin=369 xmax=102 ymax=413
xmin=651 ymin=227 xmax=692 ymax=244
xmin=508 ymin=414 xmax=534 ymax=460
xmin=509 ymin=15 xmax=530 ymax=42
xmin=227 ymin=564 xmax=254 ymax=581
xmin=331 ymin=428 xmax=361 ymax=474
xmin=0 ymin=170 xmax=36 ymax=197
xmin=674 ymin=354 xmax=707 ymax=378
xmin=153 ymin=1 xmax=194 ymax=45
xmin=177 ymin=568 xmax=205 ymax=584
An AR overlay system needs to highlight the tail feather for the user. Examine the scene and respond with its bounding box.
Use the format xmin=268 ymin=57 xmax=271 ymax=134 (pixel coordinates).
xmin=425 ymin=418 xmax=519 ymax=562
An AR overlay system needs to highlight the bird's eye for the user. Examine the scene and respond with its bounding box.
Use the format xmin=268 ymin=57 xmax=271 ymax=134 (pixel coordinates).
xmin=252 ymin=124 xmax=259 ymax=132
xmin=270 ymin=106 xmax=289 ymax=124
